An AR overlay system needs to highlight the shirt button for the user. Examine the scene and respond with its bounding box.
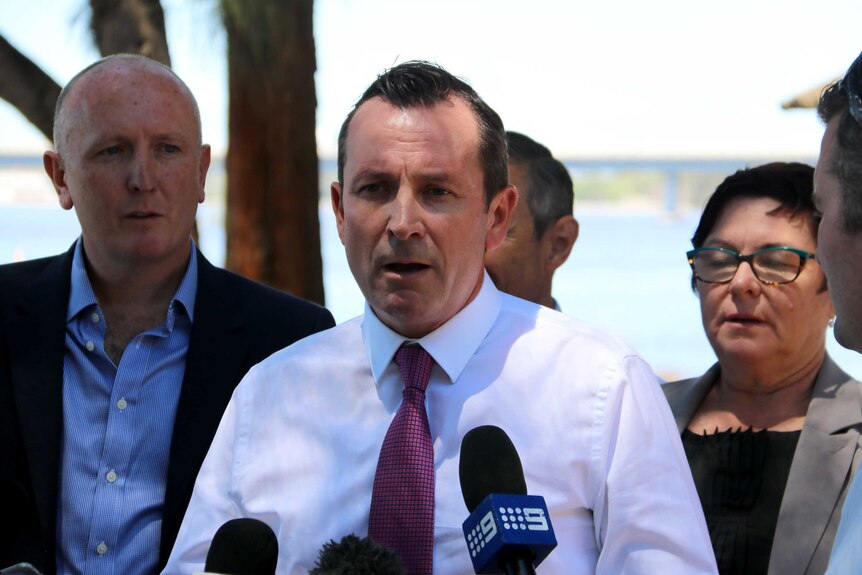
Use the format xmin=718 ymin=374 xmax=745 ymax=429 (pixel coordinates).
xmin=106 ymin=470 xmax=118 ymax=483
xmin=96 ymin=541 xmax=108 ymax=555
xmin=117 ymin=398 xmax=128 ymax=410
xmin=90 ymin=312 xmax=100 ymax=323
xmin=86 ymin=341 xmax=95 ymax=352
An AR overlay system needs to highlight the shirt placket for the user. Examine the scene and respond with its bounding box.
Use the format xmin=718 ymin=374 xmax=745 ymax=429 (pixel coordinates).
xmin=83 ymin=320 xmax=162 ymax=574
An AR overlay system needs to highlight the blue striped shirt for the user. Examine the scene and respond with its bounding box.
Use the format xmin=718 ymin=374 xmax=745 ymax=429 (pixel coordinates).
xmin=57 ymin=239 xmax=197 ymax=575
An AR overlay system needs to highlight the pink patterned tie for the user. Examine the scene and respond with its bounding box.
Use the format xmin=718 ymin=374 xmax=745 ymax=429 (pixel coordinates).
xmin=368 ymin=344 xmax=435 ymax=575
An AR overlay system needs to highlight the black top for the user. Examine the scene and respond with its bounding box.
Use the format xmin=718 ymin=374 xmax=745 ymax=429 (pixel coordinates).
xmin=682 ymin=427 xmax=801 ymax=575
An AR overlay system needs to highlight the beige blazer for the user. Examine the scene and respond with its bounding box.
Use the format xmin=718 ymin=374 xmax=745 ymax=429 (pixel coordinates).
xmin=663 ymin=355 xmax=862 ymax=575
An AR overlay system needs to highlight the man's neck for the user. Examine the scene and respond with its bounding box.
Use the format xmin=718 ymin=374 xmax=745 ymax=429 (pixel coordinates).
xmin=84 ymin=247 xmax=192 ymax=364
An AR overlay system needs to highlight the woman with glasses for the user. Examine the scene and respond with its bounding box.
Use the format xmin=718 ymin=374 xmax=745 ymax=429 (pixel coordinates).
xmin=663 ymin=162 xmax=862 ymax=575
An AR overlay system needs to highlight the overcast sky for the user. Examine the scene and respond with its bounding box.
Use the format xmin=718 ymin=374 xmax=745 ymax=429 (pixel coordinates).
xmin=1 ymin=0 xmax=860 ymax=158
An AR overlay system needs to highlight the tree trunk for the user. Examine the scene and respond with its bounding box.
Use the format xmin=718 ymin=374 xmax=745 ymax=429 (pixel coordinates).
xmin=222 ymin=0 xmax=324 ymax=304
xmin=89 ymin=0 xmax=171 ymax=65
xmin=0 ymin=34 xmax=61 ymax=140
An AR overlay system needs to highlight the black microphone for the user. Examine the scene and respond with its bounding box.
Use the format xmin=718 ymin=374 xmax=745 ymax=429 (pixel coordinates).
xmin=459 ymin=426 xmax=557 ymax=575
xmin=310 ymin=534 xmax=404 ymax=574
xmin=201 ymin=518 xmax=278 ymax=575
xmin=0 ymin=564 xmax=43 ymax=575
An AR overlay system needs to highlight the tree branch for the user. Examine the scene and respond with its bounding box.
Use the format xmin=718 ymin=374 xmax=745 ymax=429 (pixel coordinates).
xmin=89 ymin=0 xmax=171 ymax=65
xmin=0 ymin=34 xmax=61 ymax=140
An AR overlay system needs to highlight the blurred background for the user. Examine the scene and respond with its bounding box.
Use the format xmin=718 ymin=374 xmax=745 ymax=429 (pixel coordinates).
xmin=2 ymin=0 xmax=861 ymax=379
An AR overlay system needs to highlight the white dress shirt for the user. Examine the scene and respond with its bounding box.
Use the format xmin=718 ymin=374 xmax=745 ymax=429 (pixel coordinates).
xmin=826 ymin=471 xmax=862 ymax=574
xmin=162 ymin=275 xmax=717 ymax=574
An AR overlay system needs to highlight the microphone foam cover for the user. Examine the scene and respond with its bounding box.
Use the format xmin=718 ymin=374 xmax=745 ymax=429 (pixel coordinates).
xmin=310 ymin=534 xmax=404 ymax=574
xmin=204 ymin=518 xmax=278 ymax=575
xmin=459 ymin=425 xmax=527 ymax=512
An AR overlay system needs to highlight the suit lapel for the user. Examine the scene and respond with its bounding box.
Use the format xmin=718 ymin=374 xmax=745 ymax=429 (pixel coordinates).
xmin=769 ymin=356 xmax=862 ymax=575
xmin=159 ymin=252 xmax=248 ymax=562
xmin=7 ymin=251 xmax=73 ymax=547
xmin=663 ymin=364 xmax=720 ymax=434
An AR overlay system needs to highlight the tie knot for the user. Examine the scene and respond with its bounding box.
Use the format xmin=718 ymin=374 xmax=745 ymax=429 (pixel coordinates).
xmin=394 ymin=345 xmax=434 ymax=392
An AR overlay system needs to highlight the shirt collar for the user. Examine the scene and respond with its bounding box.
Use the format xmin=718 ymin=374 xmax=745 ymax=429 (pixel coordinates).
xmin=362 ymin=270 xmax=502 ymax=385
xmin=172 ymin=244 xmax=199 ymax=323
xmin=67 ymin=237 xmax=199 ymax=325
xmin=67 ymin=238 xmax=99 ymax=322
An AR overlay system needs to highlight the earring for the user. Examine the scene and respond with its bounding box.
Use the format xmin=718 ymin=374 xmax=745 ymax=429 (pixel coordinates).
xmin=829 ymin=316 xmax=836 ymax=328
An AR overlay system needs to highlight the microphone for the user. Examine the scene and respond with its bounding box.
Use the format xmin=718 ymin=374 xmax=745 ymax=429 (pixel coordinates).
xmin=198 ymin=518 xmax=278 ymax=575
xmin=459 ymin=426 xmax=557 ymax=574
xmin=0 ymin=564 xmax=43 ymax=575
xmin=310 ymin=534 xmax=404 ymax=574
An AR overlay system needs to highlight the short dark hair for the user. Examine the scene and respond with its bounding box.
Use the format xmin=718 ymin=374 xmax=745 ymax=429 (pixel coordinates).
xmin=506 ymin=131 xmax=574 ymax=238
xmin=690 ymin=162 xmax=817 ymax=289
xmin=337 ymin=61 xmax=508 ymax=206
xmin=507 ymin=131 xmax=552 ymax=162
xmin=817 ymin=56 xmax=862 ymax=233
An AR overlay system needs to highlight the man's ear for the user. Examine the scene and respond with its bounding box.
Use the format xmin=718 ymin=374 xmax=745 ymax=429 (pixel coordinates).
xmin=544 ymin=215 xmax=578 ymax=272
xmin=197 ymin=144 xmax=212 ymax=203
xmin=331 ymin=181 xmax=346 ymax=245
xmin=44 ymin=151 xmax=74 ymax=211
xmin=485 ymin=185 xmax=518 ymax=251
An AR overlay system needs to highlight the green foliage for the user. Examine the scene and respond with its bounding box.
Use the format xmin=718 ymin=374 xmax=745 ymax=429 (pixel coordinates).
xmin=572 ymin=170 xmax=665 ymax=203
xmin=571 ymin=168 xmax=739 ymax=210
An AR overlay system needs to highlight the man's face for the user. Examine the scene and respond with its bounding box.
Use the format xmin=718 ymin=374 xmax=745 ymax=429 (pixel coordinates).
xmin=332 ymin=96 xmax=515 ymax=338
xmin=45 ymin=61 xmax=210 ymax=276
xmin=814 ymin=118 xmax=862 ymax=352
xmin=484 ymin=161 xmax=551 ymax=305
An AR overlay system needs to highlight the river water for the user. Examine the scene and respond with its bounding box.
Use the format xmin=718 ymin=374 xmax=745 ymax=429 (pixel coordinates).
xmin=3 ymin=201 xmax=860 ymax=380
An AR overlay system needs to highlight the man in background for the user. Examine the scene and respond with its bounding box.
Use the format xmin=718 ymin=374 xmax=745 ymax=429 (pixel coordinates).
xmin=0 ymin=54 xmax=334 ymax=575
xmin=484 ymin=131 xmax=578 ymax=309
xmin=815 ymin=50 xmax=862 ymax=575
xmin=164 ymin=60 xmax=716 ymax=575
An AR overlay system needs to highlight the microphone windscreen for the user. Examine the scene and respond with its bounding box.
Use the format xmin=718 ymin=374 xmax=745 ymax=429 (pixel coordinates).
xmin=459 ymin=425 xmax=527 ymax=512
xmin=204 ymin=518 xmax=278 ymax=575
xmin=310 ymin=534 xmax=404 ymax=574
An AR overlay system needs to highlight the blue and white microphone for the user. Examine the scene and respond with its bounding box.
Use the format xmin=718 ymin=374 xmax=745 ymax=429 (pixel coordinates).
xmin=459 ymin=426 xmax=557 ymax=575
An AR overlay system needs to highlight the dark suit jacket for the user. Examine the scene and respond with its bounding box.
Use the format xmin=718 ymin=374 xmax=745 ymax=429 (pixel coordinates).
xmin=0 ymin=246 xmax=335 ymax=574
xmin=663 ymin=356 xmax=862 ymax=575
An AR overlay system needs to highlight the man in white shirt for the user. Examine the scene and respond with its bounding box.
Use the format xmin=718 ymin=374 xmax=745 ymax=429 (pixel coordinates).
xmin=484 ymin=132 xmax=578 ymax=310
xmin=815 ymin=51 xmax=862 ymax=575
xmin=163 ymin=61 xmax=717 ymax=575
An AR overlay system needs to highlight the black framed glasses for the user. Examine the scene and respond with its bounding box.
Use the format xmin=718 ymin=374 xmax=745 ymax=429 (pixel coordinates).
xmin=837 ymin=51 xmax=862 ymax=125
xmin=686 ymin=246 xmax=816 ymax=285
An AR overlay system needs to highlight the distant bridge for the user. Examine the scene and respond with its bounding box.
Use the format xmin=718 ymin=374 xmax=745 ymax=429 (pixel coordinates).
xmin=561 ymin=156 xmax=819 ymax=212
xmin=3 ymin=154 xmax=819 ymax=212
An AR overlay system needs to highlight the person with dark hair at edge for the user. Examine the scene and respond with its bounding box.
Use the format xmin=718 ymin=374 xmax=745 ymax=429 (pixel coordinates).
xmin=815 ymin=50 xmax=862 ymax=575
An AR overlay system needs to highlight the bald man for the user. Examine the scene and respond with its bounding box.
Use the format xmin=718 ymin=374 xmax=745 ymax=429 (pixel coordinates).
xmin=0 ymin=54 xmax=334 ymax=575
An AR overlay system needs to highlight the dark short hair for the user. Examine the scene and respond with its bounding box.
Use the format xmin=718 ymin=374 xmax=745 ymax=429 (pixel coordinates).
xmin=507 ymin=131 xmax=552 ymax=162
xmin=336 ymin=61 xmax=508 ymax=206
xmin=690 ymin=162 xmax=817 ymax=289
xmin=817 ymin=57 xmax=862 ymax=233
xmin=506 ymin=131 xmax=574 ymax=238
